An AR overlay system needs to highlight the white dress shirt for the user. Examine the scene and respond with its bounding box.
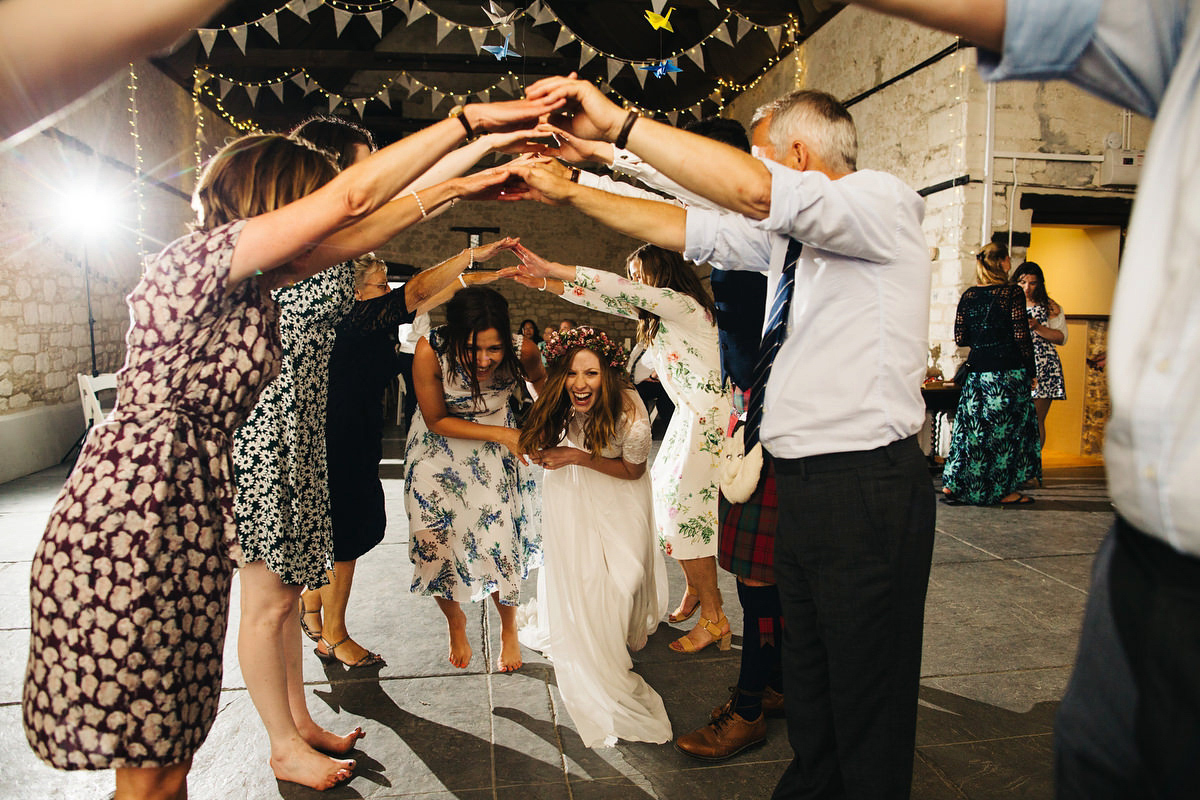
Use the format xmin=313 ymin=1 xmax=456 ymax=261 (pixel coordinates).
xmin=684 ymin=160 xmax=931 ymax=459
xmin=980 ymin=0 xmax=1200 ymax=555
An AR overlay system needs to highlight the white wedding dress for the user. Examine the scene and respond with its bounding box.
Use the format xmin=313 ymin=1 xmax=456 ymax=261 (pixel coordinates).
xmin=519 ymin=389 xmax=671 ymax=747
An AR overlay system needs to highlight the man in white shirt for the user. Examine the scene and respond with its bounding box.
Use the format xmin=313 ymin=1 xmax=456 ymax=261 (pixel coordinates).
xmin=513 ymin=80 xmax=936 ymax=800
xmin=841 ymin=2 xmax=1200 ymax=798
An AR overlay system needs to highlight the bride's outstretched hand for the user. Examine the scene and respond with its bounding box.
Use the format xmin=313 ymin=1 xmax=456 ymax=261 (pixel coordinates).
xmin=473 ymin=266 xmax=521 ymax=285
xmin=473 ymin=236 xmax=520 ymax=262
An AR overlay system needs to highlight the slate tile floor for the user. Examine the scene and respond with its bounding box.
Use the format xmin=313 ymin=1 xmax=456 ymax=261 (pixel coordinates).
xmin=0 ymin=439 xmax=1110 ymax=799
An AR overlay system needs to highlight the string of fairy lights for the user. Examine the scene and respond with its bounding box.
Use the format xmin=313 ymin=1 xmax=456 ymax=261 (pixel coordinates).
xmin=126 ymin=65 xmax=147 ymax=263
xmin=188 ymin=0 xmax=800 ymax=131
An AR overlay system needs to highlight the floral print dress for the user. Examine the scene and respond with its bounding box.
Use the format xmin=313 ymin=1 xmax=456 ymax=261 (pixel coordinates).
xmin=23 ymin=220 xmax=281 ymax=769
xmin=233 ymin=264 xmax=354 ymax=588
xmin=404 ymin=329 xmax=541 ymax=605
xmin=563 ymin=266 xmax=726 ymax=559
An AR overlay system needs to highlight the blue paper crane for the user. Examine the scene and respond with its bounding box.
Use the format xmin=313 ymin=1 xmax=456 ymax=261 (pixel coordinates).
xmin=481 ymin=34 xmax=520 ymax=60
xmin=639 ymin=60 xmax=683 ymax=79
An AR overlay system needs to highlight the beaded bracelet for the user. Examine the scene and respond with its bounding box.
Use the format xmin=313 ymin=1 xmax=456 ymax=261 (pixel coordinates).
xmin=409 ymin=190 xmax=427 ymax=219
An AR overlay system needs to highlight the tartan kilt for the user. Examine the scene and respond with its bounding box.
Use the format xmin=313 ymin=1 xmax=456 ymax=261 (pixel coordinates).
xmin=718 ymin=455 xmax=778 ymax=583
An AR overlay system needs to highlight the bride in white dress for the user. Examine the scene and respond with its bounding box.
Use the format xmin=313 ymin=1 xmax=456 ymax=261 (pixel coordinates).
xmin=517 ymin=326 xmax=671 ymax=748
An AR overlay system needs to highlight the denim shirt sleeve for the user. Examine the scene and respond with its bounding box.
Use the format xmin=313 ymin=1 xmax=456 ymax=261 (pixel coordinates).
xmin=979 ymin=0 xmax=1185 ymax=119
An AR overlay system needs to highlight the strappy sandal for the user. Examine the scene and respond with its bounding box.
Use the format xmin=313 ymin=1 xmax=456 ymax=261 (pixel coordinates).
xmin=670 ymin=613 xmax=732 ymax=653
xmin=315 ymin=636 xmax=385 ymax=668
xmin=299 ymin=597 xmax=322 ymax=642
xmin=668 ymin=585 xmax=700 ymax=623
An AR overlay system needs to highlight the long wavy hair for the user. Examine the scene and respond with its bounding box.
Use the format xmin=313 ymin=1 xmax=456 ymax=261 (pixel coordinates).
xmin=519 ymin=341 xmax=631 ymax=457
xmin=975 ymin=241 xmax=1010 ymax=285
xmin=627 ymin=244 xmax=717 ymax=347
xmin=1010 ymin=261 xmax=1055 ymax=308
xmin=192 ymin=134 xmax=337 ymax=231
xmin=442 ymin=287 xmax=525 ymax=405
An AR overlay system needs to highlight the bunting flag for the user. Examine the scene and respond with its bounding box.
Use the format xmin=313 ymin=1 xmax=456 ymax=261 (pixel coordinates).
xmin=366 ymin=11 xmax=384 ymax=37
xmin=353 ymin=98 xmax=368 ymax=118
xmin=259 ymin=13 xmax=280 ymax=43
xmin=292 ymin=73 xmax=309 ymax=94
xmin=737 ymin=16 xmax=754 ymax=42
xmin=711 ymin=21 xmax=734 ymax=47
xmin=578 ymin=44 xmax=597 ymax=69
xmin=270 ymin=82 xmax=286 ymax=102
xmin=554 ymin=27 xmax=574 ymax=50
xmin=767 ymin=25 xmax=783 ymax=50
xmin=436 ymin=17 xmax=455 ymax=43
xmin=219 ymin=79 xmax=233 ymax=99
xmin=650 ymin=0 xmax=668 ymax=12
xmin=468 ymin=26 xmax=489 ymax=51
xmin=606 ymin=58 xmax=623 ymax=82
xmin=198 ymin=28 xmax=218 ymax=56
xmin=430 ymin=89 xmax=445 ymax=110
xmin=288 ymin=0 xmax=309 ymax=23
xmin=477 ymin=88 xmax=490 ymax=103
xmin=332 ymin=7 xmax=353 ymax=36
xmin=305 ymin=0 xmax=322 ymax=14
xmin=529 ymin=0 xmax=555 ymax=26
xmin=377 ymin=88 xmax=392 ymax=107
xmin=193 ymin=68 xmax=210 ymax=89
xmin=634 ymin=66 xmax=648 ymax=88
xmin=229 ymin=25 xmax=249 ymax=54
xmin=245 ymin=84 xmax=260 ymax=105
xmin=408 ymin=1 xmax=430 ymax=24
xmin=329 ymin=94 xmax=342 ymax=112
xmin=685 ymin=46 xmax=704 ymax=71
xmin=394 ymin=0 xmax=412 ymax=17
xmin=668 ymin=110 xmax=679 ymax=125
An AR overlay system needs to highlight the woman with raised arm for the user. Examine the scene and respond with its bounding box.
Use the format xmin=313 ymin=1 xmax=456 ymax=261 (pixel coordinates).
xmin=513 ymin=242 xmax=730 ymax=653
xmin=22 ymin=94 xmax=557 ymax=800
xmin=405 ymin=287 xmax=546 ymax=673
xmin=517 ymin=326 xmax=670 ymax=747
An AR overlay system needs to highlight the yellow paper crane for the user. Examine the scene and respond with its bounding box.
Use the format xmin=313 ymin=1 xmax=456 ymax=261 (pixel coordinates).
xmin=644 ymin=7 xmax=675 ymax=32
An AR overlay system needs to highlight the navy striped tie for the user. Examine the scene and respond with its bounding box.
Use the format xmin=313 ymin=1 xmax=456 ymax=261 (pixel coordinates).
xmin=743 ymin=238 xmax=803 ymax=451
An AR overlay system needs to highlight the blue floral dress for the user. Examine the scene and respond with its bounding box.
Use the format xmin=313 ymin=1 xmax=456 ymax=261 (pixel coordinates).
xmin=404 ymin=329 xmax=541 ymax=605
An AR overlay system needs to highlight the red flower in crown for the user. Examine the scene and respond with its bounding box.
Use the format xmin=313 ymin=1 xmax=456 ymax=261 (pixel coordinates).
xmin=543 ymin=326 xmax=628 ymax=370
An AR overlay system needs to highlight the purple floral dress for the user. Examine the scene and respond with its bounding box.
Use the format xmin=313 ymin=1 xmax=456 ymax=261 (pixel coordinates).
xmin=23 ymin=220 xmax=281 ymax=769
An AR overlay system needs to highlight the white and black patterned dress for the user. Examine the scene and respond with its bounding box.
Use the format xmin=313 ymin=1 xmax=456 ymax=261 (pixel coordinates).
xmin=23 ymin=220 xmax=281 ymax=769
xmin=404 ymin=329 xmax=541 ymax=605
xmin=1029 ymin=303 xmax=1066 ymax=400
xmin=233 ymin=264 xmax=354 ymax=588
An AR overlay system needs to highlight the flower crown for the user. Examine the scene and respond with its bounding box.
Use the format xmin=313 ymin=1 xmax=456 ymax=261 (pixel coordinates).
xmin=543 ymin=326 xmax=627 ymax=370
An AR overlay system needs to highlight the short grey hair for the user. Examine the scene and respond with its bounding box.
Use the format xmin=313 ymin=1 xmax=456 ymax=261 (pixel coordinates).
xmin=754 ymin=89 xmax=857 ymax=173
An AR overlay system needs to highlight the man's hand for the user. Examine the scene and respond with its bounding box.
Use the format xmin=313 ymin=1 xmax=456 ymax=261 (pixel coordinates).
xmin=525 ymin=74 xmax=626 ymax=143
xmin=531 ymin=122 xmax=614 ymax=164
xmin=504 ymin=158 xmax=575 ymax=206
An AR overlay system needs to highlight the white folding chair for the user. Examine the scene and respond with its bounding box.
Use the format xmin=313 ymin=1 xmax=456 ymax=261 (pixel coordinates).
xmin=78 ymin=372 xmax=118 ymax=427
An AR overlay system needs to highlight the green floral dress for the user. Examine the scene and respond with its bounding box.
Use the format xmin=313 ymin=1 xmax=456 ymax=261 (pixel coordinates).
xmin=564 ymin=266 xmax=725 ymax=559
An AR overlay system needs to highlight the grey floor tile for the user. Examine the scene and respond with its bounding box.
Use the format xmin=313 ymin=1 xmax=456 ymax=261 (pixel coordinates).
xmin=917 ymin=670 xmax=1067 ymax=747
xmin=1015 ymin=554 xmax=1096 ymax=593
xmin=0 ymin=705 xmax=112 ymax=800
xmin=918 ymin=732 xmax=1056 ymax=800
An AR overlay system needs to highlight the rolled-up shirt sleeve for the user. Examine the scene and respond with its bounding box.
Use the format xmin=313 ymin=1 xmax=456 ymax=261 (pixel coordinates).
xmin=684 ymin=206 xmax=773 ymax=273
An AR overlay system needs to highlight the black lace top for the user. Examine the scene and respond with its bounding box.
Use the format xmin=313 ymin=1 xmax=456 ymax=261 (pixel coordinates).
xmin=954 ymin=283 xmax=1034 ymax=373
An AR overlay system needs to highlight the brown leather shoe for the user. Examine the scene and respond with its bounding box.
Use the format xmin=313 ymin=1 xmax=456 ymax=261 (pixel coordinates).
xmin=675 ymin=709 xmax=767 ymax=761
xmin=710 ymin=685 xmax=785 ymax=719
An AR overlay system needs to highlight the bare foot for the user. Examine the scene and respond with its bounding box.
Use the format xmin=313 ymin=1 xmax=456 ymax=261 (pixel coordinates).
xmin=446 ymin=607 xmax=472 ymax=668
xmin=299 ymin=722 xmax=365 ymax=756
xmin=497 ymin=627 xmax=522 ymax=673
xmin=269 ymin=742 xmax=355 ymax=791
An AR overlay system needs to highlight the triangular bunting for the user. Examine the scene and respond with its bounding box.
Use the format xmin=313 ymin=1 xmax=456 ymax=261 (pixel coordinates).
xmin=634 ymin=66 xmax=648 ymax=88
xmin=193 ymin=68 xmax=211 ymax=89
xmin=367 ymin=11 xmax=384 ymax=37
xmin=408 ymin=1 xmax=430 ymax=24
xmin=353 ymin=98 xmax=368 ymax=118
xmin=270 ymin=81 xmax=285 ymax=102
xmin=554 ymin=27 xmax=575 ymax=50
xmin=767 ymin=25 xmax=782 ymax=50
xmin=197 ymin=28 xmax=218 ymax=56
xmin=333 ymin=8 xmax=353 ymax=36
xmin=377 ymin=88 xmax=392 ymax=107
xmin=288 ymin=0 xmax=309 ymax=23
xmin=329 ymin=94 xmax=342 ymax=112
xmin=429 ymin=89 xmax=445 ymax=110
xmin=477 ymin=89 xmax=490 ymax=103
xmin=394 ymin=0 xmax=412 ymax=17
xmin=529 ymin=1 xmax=555 ymax=26
xmin=606 ymin=58 xmax=623 ymax=82
xmin=229 ymin=25 xmax=248 ymax=54
xmin=668 ymin=66 xmax=680 ymax=83
xmin=435 ymin=17 xmax=455 ymax=44
xmin=737 ymin=16 xmax=754 ymax=42
xmin=469 ymin=27 xmax=488 ymax=51
xmin=305 ymin=0 xmax=322 ymax=13
xmin=712 ymin=21 xmax=734 ymax=47
xmin=709 ymin=0 xmax=720 ymax=6
xmin=292 ymin=73 xmax=309 ymax=94
xmin=668 ymin=110 xmax=680 ymax=125
xmin=245 ymin=85 xmax=260 ymax=105
xmin=259 ymin=13 xmax=280 ymax=42
xmin=685 ymin=46 xmax=704 ymax=71
xmin=578 ymin=44 xmax=596 ymax=69
xmin=504 ymin=74 xmax=519 ymax=94
xmin=651 ymin=0 xmax=668 ymax=13
xmin=219 ymin=79 xmax=233 ymax=99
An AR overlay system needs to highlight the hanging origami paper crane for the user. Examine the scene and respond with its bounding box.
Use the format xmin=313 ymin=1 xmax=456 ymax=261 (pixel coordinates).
xmin=639 ymin=59 xmax=683 ymax=78
xmin=482 ymin=34 xmax=520 ymax=60
xmin=644 ymin=7 xmax=675 ymax=32
xmin=483 ymin=1 xmax=519 ymax=26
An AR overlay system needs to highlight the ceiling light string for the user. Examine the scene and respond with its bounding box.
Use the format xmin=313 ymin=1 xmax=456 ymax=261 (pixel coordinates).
xmin=127 ymin=64 xmax=148 ymax=265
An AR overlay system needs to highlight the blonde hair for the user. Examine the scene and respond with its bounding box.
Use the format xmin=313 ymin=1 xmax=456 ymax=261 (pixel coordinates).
xmin=353 ymin=253 xmax=387 ymax=293
xmin=192 ymin=133 xmax=338 ymax=231
xmin=975 ymin=241 xmax=1010 ymax=285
